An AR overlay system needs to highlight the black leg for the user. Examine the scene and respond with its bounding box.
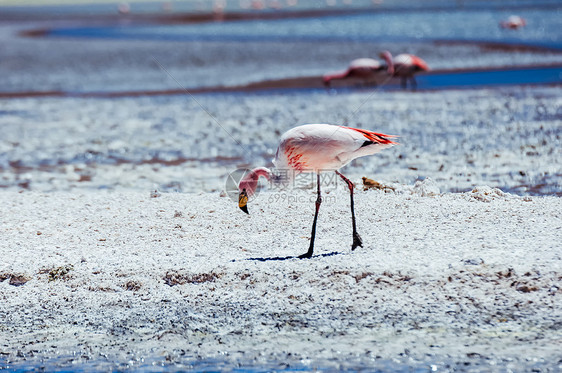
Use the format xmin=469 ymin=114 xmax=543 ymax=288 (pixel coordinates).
xmin=400 ymin=77 xmax=407 ymax=89
xmin=335 ymin=171 xmax=363 ymax=250
xmin=299 ymin=173 xmax=322 ymax=259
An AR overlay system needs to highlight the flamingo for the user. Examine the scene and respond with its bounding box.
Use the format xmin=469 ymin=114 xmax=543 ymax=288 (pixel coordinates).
xmin=500 ymin=15 xmax=526 ymax=30
xmin=117 ymin=2 xmax=131 ymax=14
xmin=323 ymin=52 xmax=394 ymax=87
xmin=238 ymin=123 xmax=398 ymax=259
xmin=384 ymin=51 xmax=430 ymax=89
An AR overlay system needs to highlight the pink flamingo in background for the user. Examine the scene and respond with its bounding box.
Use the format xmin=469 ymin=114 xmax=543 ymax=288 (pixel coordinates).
xmin=383 ymin=51 xmax=430 ymax=89
xmin=500 ymin=15 xmax=526 ymax=30
xmin=323 ymin=51 xmax=394 ymax=87
xmin=238 ymin=123 xmax=397 ymax=259
xmin=117 ymin=2 xmax=130 ymax=14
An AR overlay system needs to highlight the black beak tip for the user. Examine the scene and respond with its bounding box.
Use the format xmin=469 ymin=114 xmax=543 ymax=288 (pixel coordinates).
xmin=240 ymin=205 xmax=249 ymax=214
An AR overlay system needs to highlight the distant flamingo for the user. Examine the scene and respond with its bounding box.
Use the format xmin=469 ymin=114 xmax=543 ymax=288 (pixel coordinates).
xmin=117 ymin=2 xmax=130 ymax=14
xmin=323 ymin=52 xmax=394 ymax=87
xmin=500 ymin=15 xmax=526 ymax=29
xmin=238 ymin=123 xmax=397 ymax=258
xmin=161 ymin=1 xmax=173 ymax=12
xmin=383 ymin=51 xmax=430 ymax=89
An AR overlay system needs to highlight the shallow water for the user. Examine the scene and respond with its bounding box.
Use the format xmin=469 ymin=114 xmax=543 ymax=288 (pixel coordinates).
xmin=0 ymin=353 xmax=555 ymax=372
xmin=47 ymin=6 xmax=562 ymax=49
xmin=419 ymin=65 xmax=562 ymax=88
xmin=4 ymin=0 xmax=561 ymax=14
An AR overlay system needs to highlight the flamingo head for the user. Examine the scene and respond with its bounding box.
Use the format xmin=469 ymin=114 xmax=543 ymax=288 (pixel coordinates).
xmin=379 ymin=50 xmax=394 ymax=75
xmin=237 ymin=167 xmax=272 ymax=214
xmin=238 ymin=189 xmax=249 ymax=214
xmin=238 ymin=173 xmax=257 ymax=214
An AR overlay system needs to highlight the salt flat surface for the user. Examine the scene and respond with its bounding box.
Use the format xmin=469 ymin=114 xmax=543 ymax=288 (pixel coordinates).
xmin=1 ymin=2 xmax=561 ymax=370
xmin=1 ymin=189 xmax=561 ymax=370
xmin=1 ymin=86 xmax=561 ymax=195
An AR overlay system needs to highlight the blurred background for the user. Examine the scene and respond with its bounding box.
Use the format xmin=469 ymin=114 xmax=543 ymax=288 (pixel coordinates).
xmin=0 ymin=0 xmax=561 ymax=194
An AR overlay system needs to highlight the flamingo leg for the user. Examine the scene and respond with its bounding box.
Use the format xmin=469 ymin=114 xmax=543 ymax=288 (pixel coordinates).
xmin=299 ymin=173 xmax=322 ymax=259
xmin=410 ymin=77 xmax=418 ymax=90
xmin=400 ymin=77 xmax=407 ymax=89
xmin=335 ymin=171 xmax=363 ymax=250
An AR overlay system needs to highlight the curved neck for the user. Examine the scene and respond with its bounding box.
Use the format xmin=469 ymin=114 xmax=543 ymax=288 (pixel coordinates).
xmin=380 ymin=51 xmax=394 ymax=75
xmin=251 ymin=167 xmax=272 ymax=181
xmin=239 ymin=167 xmax=273 ymax=196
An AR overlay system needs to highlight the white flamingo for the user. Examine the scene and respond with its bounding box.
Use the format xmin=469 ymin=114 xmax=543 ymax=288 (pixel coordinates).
xmin=323 ymin=52 xmax=394 ymax=87
xmin=500 ymin=15 xmax=526 ymax=30
xmin=238 ymin=123 xmax=397 ymax=258
xmin=383 ymin=51 xmax=430 ymax=89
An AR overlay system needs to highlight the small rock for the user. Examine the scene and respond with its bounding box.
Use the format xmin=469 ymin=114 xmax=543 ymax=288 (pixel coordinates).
xmin=124 ymin=280 xmax=142 ymax=291
xmin=469 ymin=186 xmax=509 ymax=202
xmin=47 ymin=265 xmax=74 ymax=282
xmin=516 ymin=283 xmax=539 ymax=293
xmin=463 ymin=258 xmax=484 ymax=266
xmin=413 ymin=177 xmax=440 ymax=197
xmin=9 ymin=274 xmax=30 ymax=287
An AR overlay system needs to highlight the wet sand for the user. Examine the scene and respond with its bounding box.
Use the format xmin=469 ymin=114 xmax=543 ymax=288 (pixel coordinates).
xmin=1 ymin=63 xmax=562 ymax=99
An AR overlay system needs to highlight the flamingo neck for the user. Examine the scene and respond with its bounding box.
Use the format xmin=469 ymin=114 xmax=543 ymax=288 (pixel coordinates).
xmin=380 ymin=50 xmax=394 ymax=75
xmin=251 ymin=167 xmax=272 ymax=181
xmin=239 ymin=167 xmax=273 ymax=196
xmin=323 ymin=69 xmax=349 ymax=83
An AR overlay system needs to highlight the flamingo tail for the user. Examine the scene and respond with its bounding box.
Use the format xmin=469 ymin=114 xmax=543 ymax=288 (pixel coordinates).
xmin=344 ymin=127 xmax=399 ymax=145
xmin=323 ymin=69 xmax=351 ymax=84
xmin=411 ymin=56 xmax=430 ymax=71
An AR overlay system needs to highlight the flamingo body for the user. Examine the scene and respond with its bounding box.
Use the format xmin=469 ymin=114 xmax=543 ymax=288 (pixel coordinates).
xmin=323 ymin=54 xmax=393 ymax=86
xmin=500 ymin=15 xmax=526 ymax=29
xmin=347 ymin=58 xmax=384 ymax=75
xmin=274 ymin=124 xmax=396 ymax=173
xmin=384 ymin=51 xmax=429 ymax=89
xmin=392 ymin=54 xmax=429 ymax=75
xmin=238 ymin=123 xmax=397 ymax=258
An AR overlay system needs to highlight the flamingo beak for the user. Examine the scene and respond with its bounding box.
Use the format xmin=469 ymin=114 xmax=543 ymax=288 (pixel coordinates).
xmin=239 ymin=189 xmax=249 ymax=214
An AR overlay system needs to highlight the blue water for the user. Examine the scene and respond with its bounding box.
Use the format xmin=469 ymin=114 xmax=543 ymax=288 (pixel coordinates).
xmin=235 ymin=66 xmax=562 ymax=91
xmin=47 ymin=7 xmax=562 ymax=49
xmin=419 ymin=65 xmax=562 ymax=88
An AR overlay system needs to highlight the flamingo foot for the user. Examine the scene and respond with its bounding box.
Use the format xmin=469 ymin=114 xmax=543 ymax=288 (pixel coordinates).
xmin=298 ymin=251 xmax=313 ymax=259
xmin=352 ymin=232 xmax=363 ymax=251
